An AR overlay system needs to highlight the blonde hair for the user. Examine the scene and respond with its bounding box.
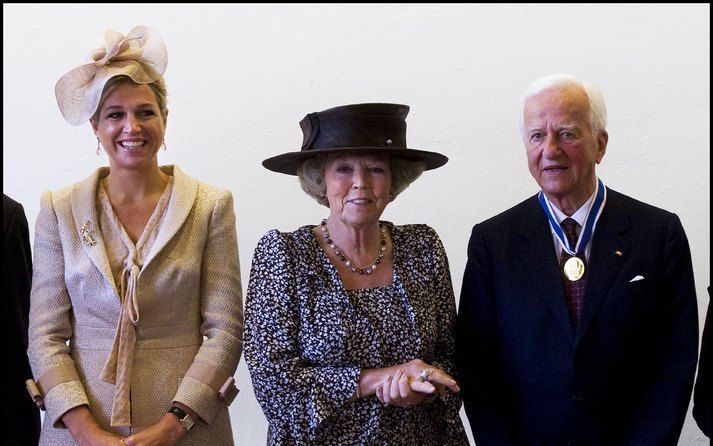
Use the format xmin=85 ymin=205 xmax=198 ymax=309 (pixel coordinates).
xmin=91 ymin=75 xmax=168 ymax=123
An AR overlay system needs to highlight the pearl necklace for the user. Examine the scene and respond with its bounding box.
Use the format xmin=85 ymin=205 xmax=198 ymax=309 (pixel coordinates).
xmin=320 ymin=219 xmax=387 ymax=275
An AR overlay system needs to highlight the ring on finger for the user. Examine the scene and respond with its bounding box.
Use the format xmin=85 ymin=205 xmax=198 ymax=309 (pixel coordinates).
xmin=418 ymin=369 xmax=432 ymax=382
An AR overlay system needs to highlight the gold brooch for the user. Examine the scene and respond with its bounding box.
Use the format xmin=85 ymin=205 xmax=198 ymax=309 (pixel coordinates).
xmin=80 ymin=220 xmax=97 ymax=246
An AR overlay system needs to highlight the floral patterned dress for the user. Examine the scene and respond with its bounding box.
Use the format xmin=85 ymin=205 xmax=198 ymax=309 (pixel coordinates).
xmin=244 ymin=222 xmax=468 ymax=446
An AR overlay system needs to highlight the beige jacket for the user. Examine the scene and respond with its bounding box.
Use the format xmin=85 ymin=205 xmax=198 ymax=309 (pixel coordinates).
xmin=28 ymin=166 xmax=243 ymax=445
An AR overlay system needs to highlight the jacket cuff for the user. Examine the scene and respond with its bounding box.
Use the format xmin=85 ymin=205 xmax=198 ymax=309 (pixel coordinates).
xmin=184 ymin=361 xmax=239 ymax=406
xmin=44 ymin=380 xmax=89 ymax=428
xmin=173 ymin=376 xmax=222 ymax=425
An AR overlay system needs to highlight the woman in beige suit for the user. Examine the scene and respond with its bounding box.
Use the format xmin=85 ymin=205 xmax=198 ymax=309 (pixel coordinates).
xmin=26 ymin=26 xmax=243 ymax=446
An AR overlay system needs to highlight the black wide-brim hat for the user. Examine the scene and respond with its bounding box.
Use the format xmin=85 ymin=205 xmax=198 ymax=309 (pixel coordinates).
xmin=262 ymin=103 xmax=448 ymax=175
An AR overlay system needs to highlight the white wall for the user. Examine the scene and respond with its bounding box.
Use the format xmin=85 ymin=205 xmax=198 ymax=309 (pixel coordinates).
xmin=3 ymin=4 xmax=709 ymax=445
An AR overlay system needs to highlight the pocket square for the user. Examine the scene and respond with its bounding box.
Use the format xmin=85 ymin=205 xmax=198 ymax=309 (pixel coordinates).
xmin=629 ymin=275 xmax=645 ymax=282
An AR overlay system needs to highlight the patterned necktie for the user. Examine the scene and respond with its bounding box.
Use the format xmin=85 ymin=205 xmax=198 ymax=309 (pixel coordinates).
xmin=560 ymin=218 xmax=586 ymax=328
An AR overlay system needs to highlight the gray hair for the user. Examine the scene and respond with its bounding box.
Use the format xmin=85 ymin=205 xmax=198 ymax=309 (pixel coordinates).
xmin=91 ymin=75 xmax=168 ymax=123
xmin=297 ymin=152 xmax=427 ymax=207
xmin=518 ymin=73 xmax=607 ymax=139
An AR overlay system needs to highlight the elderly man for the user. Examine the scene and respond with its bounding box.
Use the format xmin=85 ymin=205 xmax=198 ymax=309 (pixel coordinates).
xmin=456 ymin=74 xmax=698 ymax=446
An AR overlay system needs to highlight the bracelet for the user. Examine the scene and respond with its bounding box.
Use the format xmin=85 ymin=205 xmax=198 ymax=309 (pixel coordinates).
xmin=355 ymin=383 xmax=361 ymax=399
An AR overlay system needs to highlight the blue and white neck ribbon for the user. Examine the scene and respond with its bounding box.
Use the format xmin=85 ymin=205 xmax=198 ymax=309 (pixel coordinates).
xmin=538 ymin=178 xmax=607 ymax=256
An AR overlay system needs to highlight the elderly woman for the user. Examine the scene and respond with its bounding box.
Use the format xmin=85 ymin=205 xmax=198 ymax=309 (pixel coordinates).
xmin=245 ymin=103 xmax=469 ymax=445
xmin=26 ymin=26 xmax=242 ymax=446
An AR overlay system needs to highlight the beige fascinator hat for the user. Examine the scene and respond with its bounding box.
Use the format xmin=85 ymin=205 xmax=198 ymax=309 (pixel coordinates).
xmin=55 ymin=26 xmax=167 ymax=125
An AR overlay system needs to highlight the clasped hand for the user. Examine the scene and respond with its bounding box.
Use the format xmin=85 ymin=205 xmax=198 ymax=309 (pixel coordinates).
xmin=120 ymin=413 xmax=186 ymax=446
xmin=375 ymin=359 xmax=460 ymax=409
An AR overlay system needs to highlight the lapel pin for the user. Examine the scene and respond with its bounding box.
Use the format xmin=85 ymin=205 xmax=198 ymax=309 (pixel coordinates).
xmin=80 ymin=220 xmax=97 ymax=246
xmin=614 ymin=250 xmax=623 ymax=257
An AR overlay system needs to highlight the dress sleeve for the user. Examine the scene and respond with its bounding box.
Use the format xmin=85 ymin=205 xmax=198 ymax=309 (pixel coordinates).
xmin=244 ymin=230 xmax=360 ymax=441
xmin=423 ymin=227 xmax=469 ymax=444
xmin=173 ymin=189 xmax=244 ymax=424
xmin=27 ymin=192 xmax=88 ymax=428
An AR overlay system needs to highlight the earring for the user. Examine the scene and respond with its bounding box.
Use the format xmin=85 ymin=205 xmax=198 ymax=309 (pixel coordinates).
xmin=96 ymin=138 xmax=101 ymax=155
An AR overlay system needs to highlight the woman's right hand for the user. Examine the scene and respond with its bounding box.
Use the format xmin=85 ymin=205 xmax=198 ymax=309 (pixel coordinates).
xmin=62 ymin=405 xmax=125 ymax=446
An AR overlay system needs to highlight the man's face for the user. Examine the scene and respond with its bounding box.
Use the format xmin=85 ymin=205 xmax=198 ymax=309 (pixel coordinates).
xmin=523 ymin=86 xmax=607 ymax=208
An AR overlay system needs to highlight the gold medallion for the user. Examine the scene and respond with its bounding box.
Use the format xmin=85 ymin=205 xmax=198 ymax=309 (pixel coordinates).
xmin=563 ymin=256 xmax=585 ymax=281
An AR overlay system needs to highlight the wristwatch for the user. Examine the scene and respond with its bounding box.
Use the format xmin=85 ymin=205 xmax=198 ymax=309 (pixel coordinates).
xmin=168 ymin=406 xmax=195 ymax=431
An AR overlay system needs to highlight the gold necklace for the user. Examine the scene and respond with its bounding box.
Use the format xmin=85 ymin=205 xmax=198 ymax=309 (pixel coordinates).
xmin=320 ymin=219 xmax=387 ymax=275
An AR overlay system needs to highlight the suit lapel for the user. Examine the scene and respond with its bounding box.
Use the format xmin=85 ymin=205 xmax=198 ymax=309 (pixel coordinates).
xmin=143 ymin=165 xmax=199 ymax=268
xmin=575 ymin=189 xmax=630 ymax=344
xmin=70 ymin=167 xmax=117 ymax=292
xmin=519 ymin=197 xmax=576 ymax=343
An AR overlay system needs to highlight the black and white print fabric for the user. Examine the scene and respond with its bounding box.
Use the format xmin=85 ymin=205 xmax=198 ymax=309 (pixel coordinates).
xmin=245 ymin=222 xmax=468 ymax=445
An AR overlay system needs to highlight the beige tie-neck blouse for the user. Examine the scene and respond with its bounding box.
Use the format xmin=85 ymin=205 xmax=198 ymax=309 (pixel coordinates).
xmin=95 ymin=175 xmax=174 ymax=426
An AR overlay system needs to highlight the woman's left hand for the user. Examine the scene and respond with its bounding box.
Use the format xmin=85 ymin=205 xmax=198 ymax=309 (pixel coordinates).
xmin=375 ymin=369 xmax=429 ymax=409
xmin=122 ymin=413 xmax=186 ymax=446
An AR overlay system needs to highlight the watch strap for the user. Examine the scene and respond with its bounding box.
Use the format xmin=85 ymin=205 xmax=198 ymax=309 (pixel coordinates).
xmin=168 ymin=406 xmax=195 ymax=431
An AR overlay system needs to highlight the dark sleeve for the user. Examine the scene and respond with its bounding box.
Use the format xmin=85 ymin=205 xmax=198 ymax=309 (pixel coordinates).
xmin=424 ymin=228 xmax=470 ymax=444
xmin=3 ymin=197 xmax=33 ymax=375
xmin=624 ymin=214 xmax=699 ymax=445
xmin=243 ymin=231 xmax=360 ymax=441
xmin=2 ymin=195 xmax=41 ymax=446
xmin=693 ymin=286 xmax=712 ymax=437
xmin=456 ymin=224 xmax=521 ymax=446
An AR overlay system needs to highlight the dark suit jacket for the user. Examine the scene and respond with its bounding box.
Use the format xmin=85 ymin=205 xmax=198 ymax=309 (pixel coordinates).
xmin=456 ymin=188 xmax=698 ymax=446
xmin=2 ymin=195 xmax=40 ymax=445
xmin=693 ymin=286 xmax=712 ymax=437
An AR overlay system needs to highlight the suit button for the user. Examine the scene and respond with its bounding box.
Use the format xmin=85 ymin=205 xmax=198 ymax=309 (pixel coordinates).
xmin=572 ymin=394 xmax=583 ymax=402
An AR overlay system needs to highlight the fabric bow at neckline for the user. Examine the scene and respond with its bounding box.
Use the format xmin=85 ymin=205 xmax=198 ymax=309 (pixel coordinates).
xmin=99 ymin=259 xmax=142 ymax=426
